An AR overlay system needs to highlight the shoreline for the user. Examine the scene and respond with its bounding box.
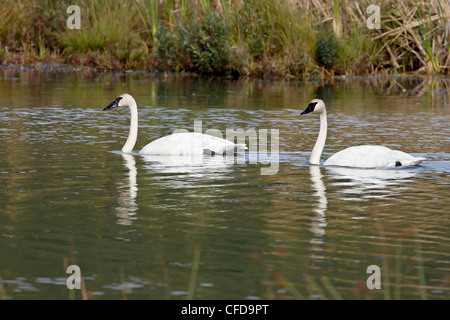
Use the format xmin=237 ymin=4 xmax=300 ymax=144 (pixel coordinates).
xmin=1 ymin=59 xmax=443 ymax=84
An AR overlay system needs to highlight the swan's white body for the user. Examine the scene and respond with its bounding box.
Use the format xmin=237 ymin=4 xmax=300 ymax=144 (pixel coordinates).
xmin=103 ymin=94 xmax=247 ymax=155
xmin=140 ymin=132 xmax=245 ymax=155
xmin=324 ymin=145 xmax=424 ymax=168
xmin=301 ymin=99 xmax=426 ymax=168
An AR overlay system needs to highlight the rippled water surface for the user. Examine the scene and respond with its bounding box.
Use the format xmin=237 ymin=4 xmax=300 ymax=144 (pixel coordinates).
xmin=0 ymin=69 xmax=449 ymax=299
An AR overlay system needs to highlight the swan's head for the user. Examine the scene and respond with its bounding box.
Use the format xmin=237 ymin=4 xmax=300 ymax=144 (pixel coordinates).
xmin=103 ymin=93 xmax=135 ymax=111
xmin=301 ymin=99 xmax=326 ymax=115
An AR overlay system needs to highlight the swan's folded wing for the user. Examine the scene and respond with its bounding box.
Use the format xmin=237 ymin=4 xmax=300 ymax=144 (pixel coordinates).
xmin=324 ymin=145 xmax=425 ymax=168
xmin=200 ymin=133 xmax=247 ymax=154
xmin=140 ymin=132 xmax=247 ymax=155
xmin=400 ymin=157 xmax=426 ymax=166
xmin=139 ymin=134 xmax=188 ymax=154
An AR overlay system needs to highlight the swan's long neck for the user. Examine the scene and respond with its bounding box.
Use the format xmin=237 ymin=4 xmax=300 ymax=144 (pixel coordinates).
xmin=122 ymin=101 xmax=138 ymax=153
xmin=310 ymin=110 xmax=327 ymax=165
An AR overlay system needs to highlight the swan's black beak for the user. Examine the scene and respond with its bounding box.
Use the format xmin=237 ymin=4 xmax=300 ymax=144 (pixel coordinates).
xmin=301 ymin=102 xmax=317 ymax=115
xmin=103 ymin=97 xmax=123 ymax=111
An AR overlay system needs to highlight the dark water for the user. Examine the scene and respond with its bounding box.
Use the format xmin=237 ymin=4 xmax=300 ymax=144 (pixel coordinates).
xmin=0 ymin=68 xmax=449 ymax=299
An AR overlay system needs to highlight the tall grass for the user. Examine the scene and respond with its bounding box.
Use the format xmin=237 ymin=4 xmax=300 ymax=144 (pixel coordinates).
xmin=56 ymin=0 xmax=148 ymax=68
xmin=135 ymin=0 xmax=159 ymax=38
xmin=0 ymin=0 xmax=448 ymax=77
xmin=374 ymin=0 xmax=450 ymax=73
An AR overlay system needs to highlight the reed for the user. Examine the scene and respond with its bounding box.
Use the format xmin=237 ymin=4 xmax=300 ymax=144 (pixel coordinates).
xmin=374 ymin=0 xmax=449 ymax=73
xmin=135 ymin=0 xmax=159 ymax=38
xmin=320 ymin=276 xmax=343 ymax=300
xmin=0 ymin=272 xmax=6 ymax=300
xmin=199 ymin=0 xmax=211 ymax=14
xmin=187 ymin=243 xmax=202 ymax=300
xmin=394 ymin=244 xmax=402 ymax=300
xmin=415 ymin=236 xmax=428 ymax=300
xmin=333 ymin=0 xmax=343 ymax=38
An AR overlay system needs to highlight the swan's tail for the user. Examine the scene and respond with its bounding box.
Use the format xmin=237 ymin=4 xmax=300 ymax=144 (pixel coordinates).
xmin=219 ymin=143 xmax=247 ymax=156
xmin=235 ymin=143 xmax=248 ymax=151
xmin=410 ymin=157 xmax=426 ymax=166
xmin=400 ymin=157 xmax=426 ymax=166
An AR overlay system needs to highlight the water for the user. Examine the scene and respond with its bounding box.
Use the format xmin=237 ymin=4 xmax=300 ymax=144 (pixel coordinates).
xmin=0 ymin=68 xmax=449 ymax=299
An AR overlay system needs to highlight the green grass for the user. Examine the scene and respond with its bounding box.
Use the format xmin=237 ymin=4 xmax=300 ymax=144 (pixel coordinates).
xmin=57 ymin=1 xmax=133 ymax=53
xmin=0 ymin=0 xmax=448 ymax=77
xmin=135 ymin=0 xmax=159 ymax=38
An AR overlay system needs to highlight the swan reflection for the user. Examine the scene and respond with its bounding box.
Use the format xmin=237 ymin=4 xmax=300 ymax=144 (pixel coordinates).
xmin=113 ymin=153 xmax=242 ymax=226
xmin=326 ymin=166 xmax=417 ymax=200
xmin=142 ymin=154 xmax=242 ymax=179
xmin=309 ymin=165 xmax=328 ymax=248
xmin=115 ymin=153 xmax=138 ymax=226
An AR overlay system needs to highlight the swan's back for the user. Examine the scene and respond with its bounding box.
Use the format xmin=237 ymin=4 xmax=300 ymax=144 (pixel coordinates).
xmin=323 ymin=145 xmax=425 ymax=168
xmin=140 ymin=132 xmax=247 ymax=155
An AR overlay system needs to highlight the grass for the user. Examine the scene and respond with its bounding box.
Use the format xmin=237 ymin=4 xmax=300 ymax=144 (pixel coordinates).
xmin=0 ymin=0 xmax=448 ymax=78
xmin=135 ymin=0 xmax=159 ymax=38
xmin=374 ymin=0 xmax=450 ymax=73
xmin=55 ymin=0 xmax=149 ymax=69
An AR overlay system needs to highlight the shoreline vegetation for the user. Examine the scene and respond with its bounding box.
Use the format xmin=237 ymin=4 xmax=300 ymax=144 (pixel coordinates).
xmin=1 ymin=0 xmax=449 ymax=80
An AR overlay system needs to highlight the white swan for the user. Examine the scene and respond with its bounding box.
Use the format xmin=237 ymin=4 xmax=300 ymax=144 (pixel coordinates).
xmin=103 ymin=93 xmax=247 ymax=155
xmin=300 ymin=99 xmax=426 ymax=168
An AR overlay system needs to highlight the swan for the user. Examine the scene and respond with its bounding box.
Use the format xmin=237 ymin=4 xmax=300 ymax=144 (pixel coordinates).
xmin=300 ymin=99 xmax=426 ymax=168
xmin=103 ymin=93 xmax=247 ymax=155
